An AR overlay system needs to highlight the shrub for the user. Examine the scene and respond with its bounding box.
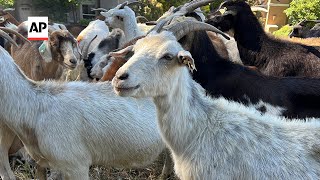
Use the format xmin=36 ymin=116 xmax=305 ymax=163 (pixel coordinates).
xmin=273 ymin=25 xmax=293 ymax=37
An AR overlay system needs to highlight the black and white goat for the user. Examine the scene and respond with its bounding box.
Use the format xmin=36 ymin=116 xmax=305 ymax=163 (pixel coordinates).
xmin=207 ymin=0 xmax=320 ymax=77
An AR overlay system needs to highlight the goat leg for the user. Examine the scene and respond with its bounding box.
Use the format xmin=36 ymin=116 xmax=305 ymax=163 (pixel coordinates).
xmin=159 ymin=148 xmax=174 ymax=180
xmin=0 ymin=122 xmax=17 ymax=180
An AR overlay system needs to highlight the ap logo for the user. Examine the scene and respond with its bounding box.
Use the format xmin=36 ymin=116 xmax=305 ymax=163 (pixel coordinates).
xmin=28 ymin=17 xmax=48 ymax=40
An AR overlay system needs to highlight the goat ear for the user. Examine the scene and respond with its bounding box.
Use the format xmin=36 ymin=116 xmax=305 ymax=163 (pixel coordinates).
xmin=177 ymin=50 xmax=197 ymax=73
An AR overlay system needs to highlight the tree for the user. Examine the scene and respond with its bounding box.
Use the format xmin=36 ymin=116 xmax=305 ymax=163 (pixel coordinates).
xmin=0 ymin=0 xmax=14 ymax=8
xmin=33 ymin=0 xmax=84 ymax=22
xmin=285 ymin=0 xmax=320 ymax=25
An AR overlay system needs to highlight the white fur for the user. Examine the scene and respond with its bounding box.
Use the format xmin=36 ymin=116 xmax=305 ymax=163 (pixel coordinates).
xmin=101 ymin=6 xmax=145 ymax=43
xmin=113 ymin=31 xmax=320 ymax=179
xmin=90 ymin=54 xmax=111 ymax=79
xmin=217 ymin=33 xmax=242 ymax=64
xmin=0 ymin=46 xmax=164 ymax=179
xmin=77 ymin=19 xmax=110 ymax=54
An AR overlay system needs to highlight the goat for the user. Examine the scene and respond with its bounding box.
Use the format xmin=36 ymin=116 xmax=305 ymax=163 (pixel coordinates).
xmin=88 ymin=28 xmax=125 ymax=74
xmin=77 ymin=19 xmax=109 ymax=54
xmin=207 ymin=0 xmax=320 ymax=77
xmin=75 ymin=19 xmax=110 ymax=81
xmin=100 ymin=1 xmax=320 ymax=119
xmin=100 ymin=2 xmax=148 ymax=43
xmin=112 ymin=21 xmax=320 ymax=180
xmin=0 ymin=31 xmax=166 ymax=180
xmin=107 ymin=8 xmax=320 ymax=119
xmin=11 ymin=25 xmax=79 ymax=81
xmin=0 ymin=8 xmax=19 ymax=26
xmin=290 ymin=20 xmax=320 ymax=38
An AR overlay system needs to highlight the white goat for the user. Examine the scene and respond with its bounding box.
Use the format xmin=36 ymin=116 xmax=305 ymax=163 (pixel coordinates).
xmin=101 ymin=4 xmax=146 ymax=43
xmin=0 ymin=35 xmax=165 ymax=179
xmin=112 ymin=23 xmax=320 ymax=180
xmin=77 ymin=19 xmax=109 ymax=54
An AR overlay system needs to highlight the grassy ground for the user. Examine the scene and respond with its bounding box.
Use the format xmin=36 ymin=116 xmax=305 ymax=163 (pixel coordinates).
xmin=9 ymin=152 xmax=178 ymax=180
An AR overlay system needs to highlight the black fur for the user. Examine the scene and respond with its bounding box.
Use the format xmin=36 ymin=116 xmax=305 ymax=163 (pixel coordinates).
xmin=206 ymin=0 xmax=320 ymax=78
xmin=186 ymin=30 xmax=320 ymax=119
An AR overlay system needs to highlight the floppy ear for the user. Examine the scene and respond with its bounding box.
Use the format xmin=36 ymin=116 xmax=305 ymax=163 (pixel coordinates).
xmin=178 ymin=50 xmax=197 ymax=73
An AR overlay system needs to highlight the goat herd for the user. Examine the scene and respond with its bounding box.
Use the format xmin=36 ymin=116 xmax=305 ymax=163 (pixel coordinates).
xmin=0 ymin=0 xmax=320 ymax=179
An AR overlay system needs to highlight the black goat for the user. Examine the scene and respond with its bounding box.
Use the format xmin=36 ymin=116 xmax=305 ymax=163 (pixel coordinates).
xmin=289 ymin=20 xmax=320 ymax=38
xmin=206 ymin=0 xmax=320 ymax=77
xmin=182 ymin=30 xmax=320 ymax=119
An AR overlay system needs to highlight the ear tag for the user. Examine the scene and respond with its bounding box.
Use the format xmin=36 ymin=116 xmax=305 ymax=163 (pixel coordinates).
xmin=38 ymin=41 xmax=53 ymax=63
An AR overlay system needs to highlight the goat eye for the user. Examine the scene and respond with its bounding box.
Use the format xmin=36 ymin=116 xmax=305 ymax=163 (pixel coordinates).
xmin=162 ymin=54 xmax=174 ymax=61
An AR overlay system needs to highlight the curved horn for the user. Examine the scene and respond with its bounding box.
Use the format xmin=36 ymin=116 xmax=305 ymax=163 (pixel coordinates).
xmin=166 ymin=20 xmax=230 ymax=41
xmin=0 ymin=27 xmax=31 ymax=44
xmin=304 ymin=20 xmax=320 ymax=23
xmin=184 ymin=0 xmax=214 ymax=14
xmin=119 ymin=1 xmax=129 ymax=9
xmin=91 ymin=8 xmax=108 ymax=12
xmin=82 ymin=35 xmax=98 ymax=59
xmin=146 ymin=21 xmax=157 ymax=25
xmin=136 ymin=16 xmax=149 ymax=23
xmin=148 ymin=18 xmax=171 ymax=34
xmin=3 ymin=8 xmax=15 ymax=12
xmin=0 ymin=29 xmax=17 ymax=47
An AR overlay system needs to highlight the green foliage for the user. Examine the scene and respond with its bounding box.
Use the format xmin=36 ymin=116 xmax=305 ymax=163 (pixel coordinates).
xmin=273 ymin=25 xmax=292 ymax=37
xmin=33 ymin=0 xmax=84 ymax=22
xmin=285 ymin=0 xmax=320 ymax=25
xmin=0 ymin=0 xmax=14 ymax=8
xmin=79 ymin=18 xmax=90 ymax=26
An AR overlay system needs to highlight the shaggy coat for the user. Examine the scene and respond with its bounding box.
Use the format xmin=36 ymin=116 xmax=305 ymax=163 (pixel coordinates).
xmin=207 ymin=1 xmax=320 ymax=77
xmin=112 ymin=31 xmax=320 ymax=179
xmin=0 ymin=47 xmax=164 ymax=179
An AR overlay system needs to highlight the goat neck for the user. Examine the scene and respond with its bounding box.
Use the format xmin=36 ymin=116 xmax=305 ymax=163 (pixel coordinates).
xmin=153 ymin=67 xmax=208 ymax=154
xmin=0 ymin=48 xmax=44 ymax=145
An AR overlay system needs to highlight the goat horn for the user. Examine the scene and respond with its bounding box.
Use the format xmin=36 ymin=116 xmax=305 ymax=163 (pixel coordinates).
xmin=3 ymin=8 xmax=15 ymax=12
xmin=146 ymin=21 xmax=157 ymax=25
xmin=304 ymin=20 xmax=320 ymax=23
xmin=165 ymin=20 xmax=230 ymax=41
xmin=136 ymin=16 xmax=149 ymax=23
xmin=119 ymin=1 xmax=129 ymax=9
xmin=82 ymin=35 xmax=97 ymax=59
xmin=91 ymin=8 xmax=108 ymax=12
xmin=148 ymin=18 xmax=171 ymax=34
xmin=0 ymin=29 xmax=17 ymax=47
xmin=184 ymin=0 xmax=214 ymax=14
xmin=0 ymin=27 xmax=31 ymax=44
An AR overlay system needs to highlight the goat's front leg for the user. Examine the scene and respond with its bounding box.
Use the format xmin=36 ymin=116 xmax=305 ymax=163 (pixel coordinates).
xmin=159 ymin=148 xmax=174 ymax=180
xmin=0 ymin=122 xmax=17 ymax=180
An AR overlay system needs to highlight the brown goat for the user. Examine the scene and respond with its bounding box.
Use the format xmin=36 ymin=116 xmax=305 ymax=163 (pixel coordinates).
xmin=0 ymin=9 xmax=19 ymax=26
xmin=11 ymin=26 xmax=79 ymax=81
xmin=101 ymin=56 xmax=127 ymax=81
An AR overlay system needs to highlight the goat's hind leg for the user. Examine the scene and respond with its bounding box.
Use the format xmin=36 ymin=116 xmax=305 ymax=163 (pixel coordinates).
xmin=0 ymin=123 xmax=17 ymax=180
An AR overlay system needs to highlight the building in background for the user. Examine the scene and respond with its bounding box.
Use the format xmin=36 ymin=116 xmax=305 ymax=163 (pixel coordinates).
xmin=14 ymin=0 xmax=134 ymax=23
xmin=253 ymin=0 xmax=292 ymax=33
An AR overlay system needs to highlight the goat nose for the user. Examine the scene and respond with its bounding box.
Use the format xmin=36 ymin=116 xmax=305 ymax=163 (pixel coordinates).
xmin=118 ymin=73 xmax=129 ymax=80
xmin=69 ymin=58 xmax=77 ymax=65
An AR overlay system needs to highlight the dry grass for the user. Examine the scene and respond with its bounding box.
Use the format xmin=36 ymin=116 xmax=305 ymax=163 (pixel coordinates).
xmin=278 ymin=37 xmax=320 ymax=46
xmin=9 ymin=152 xmax=178 ymax=180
